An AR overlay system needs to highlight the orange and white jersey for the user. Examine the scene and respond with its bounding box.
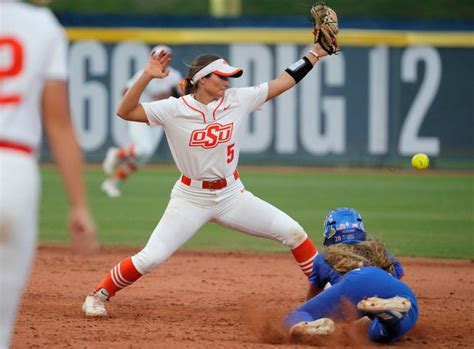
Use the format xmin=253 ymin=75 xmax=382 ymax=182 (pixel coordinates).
xmin=142 ymin=83 xmax=268 ymax=180
xmin=0 ymin=1 xmax=68 ymax=150
xmin=126 ymin=68 xmax=182 ymax=102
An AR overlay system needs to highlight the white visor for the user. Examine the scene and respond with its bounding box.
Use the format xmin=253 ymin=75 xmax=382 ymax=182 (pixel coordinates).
xmin=191 ymin=59 xmax=243 ymax=84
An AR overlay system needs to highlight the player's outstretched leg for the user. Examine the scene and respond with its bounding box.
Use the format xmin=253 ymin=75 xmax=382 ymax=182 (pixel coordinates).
xmin=82 ymin=257 xmax=143 ymax=317
xmin=214 ymin=191 xmax=318 ymax=277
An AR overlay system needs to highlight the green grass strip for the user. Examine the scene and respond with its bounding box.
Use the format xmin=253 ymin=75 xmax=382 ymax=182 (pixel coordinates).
xmin=39 ymin=166 xmax=473 ymax=259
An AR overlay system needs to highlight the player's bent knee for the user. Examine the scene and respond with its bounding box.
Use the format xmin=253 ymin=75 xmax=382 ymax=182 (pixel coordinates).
xmin=132 ymin=241 xmax=175 ymax=274
xmin=288 ymin=227 xmax=308 ymax=249
xmin=269 ymin=212 xmax=308 ymax=248
xmin=132 ymin=252 xmax=166 ymax=274
xmin=285 ymin=226 xmax=308 ymax=249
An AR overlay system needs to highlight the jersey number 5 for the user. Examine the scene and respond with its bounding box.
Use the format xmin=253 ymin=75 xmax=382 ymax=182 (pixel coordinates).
xmin=227 ymin=143 xmax=235 ymax=164
xmin=0 ymin=37 xmax=24 ymax=105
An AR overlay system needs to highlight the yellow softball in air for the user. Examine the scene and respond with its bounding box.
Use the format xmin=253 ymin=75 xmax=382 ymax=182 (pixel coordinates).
xmin=411 ymin=153 xmax=430 ymax=170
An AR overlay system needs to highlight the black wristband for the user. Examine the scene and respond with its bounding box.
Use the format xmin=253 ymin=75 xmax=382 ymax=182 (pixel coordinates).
xmin=285 ymin=56 xmax=314 ymax=83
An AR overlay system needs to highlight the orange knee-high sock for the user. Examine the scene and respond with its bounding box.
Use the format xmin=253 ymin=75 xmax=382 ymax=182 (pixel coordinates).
xmin=291 ymin=238 xmax=318 ymax=277
xmin=93 ymin=257 xmax=143 ymax=298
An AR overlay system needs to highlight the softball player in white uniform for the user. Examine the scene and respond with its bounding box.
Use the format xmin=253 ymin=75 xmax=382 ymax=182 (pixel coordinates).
xmin=0 ymin=1 xmax=97 ymax=345
xmin=101 ymin=45 xmax=182 ymax=198
xmin=83 ymin=45 xmax=330 ymax=317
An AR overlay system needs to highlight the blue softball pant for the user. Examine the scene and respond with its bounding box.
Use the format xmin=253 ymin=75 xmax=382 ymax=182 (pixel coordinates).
xmin=284 ymin=266 xmax=418 ymax=343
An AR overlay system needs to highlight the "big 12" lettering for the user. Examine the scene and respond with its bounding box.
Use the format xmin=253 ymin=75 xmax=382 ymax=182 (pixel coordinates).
xmin=189 ymin=122 xmax=234 ymax=149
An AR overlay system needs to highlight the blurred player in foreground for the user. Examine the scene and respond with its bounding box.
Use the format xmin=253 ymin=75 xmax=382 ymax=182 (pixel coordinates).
xmin=101 ymin=45 xmax=182 ymax=198
xmin=81 ymin=26 xmax=337 ymax=316
xmin=285 ymin=208 xmax=418 ymax=344
xmin=0 ymin=1 xmax=98 ymax=346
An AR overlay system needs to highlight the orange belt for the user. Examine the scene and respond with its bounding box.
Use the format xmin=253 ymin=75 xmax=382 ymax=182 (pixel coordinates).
xmin=181 ymin=170 xmax=239 ymax=190
xmin=0 ymin=140 xmax=34 ymax=155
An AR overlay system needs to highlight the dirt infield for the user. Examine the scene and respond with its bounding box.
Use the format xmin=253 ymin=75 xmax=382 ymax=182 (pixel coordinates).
xmin=12 ymin=246 xmax=474 ymax=348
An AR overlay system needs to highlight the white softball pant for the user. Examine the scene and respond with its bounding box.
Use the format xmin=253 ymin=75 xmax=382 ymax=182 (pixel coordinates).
xmin=128 ymin=122 xmax=164 ymax=165
xmin=132 ymin=179 xmax=308 ymax=274
xmin=0 ymin=151 xmax=39 ymax=348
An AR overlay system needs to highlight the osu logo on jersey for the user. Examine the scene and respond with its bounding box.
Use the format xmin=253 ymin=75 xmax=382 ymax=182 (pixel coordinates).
xmin=189 ymin=122 xmax=234 ymax=149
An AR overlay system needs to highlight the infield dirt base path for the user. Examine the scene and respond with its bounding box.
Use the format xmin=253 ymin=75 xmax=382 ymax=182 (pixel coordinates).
xmin=12 ymin=246 xmax=473 ymax=348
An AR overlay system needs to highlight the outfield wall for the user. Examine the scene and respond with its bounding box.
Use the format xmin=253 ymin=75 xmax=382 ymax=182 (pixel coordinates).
xmin=49 ymin=21 xmax=474 ymax=168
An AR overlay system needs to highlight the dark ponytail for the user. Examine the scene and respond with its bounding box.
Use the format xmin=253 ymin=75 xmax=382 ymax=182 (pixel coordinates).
xmin=181 ymin=54 xmax=221 ymax=95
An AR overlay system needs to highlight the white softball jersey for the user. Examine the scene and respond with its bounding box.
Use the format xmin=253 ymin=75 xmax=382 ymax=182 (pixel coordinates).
xmin=0 ymin=1 xmax=68 ymax=150
xmin=142 ymin=83 xmax=268 ymax=180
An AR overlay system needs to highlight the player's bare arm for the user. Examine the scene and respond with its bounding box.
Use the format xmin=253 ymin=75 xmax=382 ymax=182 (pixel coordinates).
xmin=42 ymin=81 xmax=98 ymax=255
xmin=266 ymin=43 xmax=328 ymax=101
xmin=116 ymin=50 xmax=171 ymax=122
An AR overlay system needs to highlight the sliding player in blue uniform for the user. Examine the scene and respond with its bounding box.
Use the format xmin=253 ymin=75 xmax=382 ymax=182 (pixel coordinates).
xmin=284 ymin=207 xmax=418 ymax=344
